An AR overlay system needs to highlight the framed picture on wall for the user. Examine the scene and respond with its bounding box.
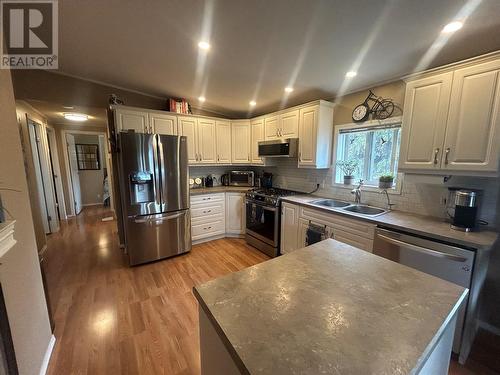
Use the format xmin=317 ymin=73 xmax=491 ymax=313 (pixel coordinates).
xmin=75 ymin=144 xmax=100 ymax=170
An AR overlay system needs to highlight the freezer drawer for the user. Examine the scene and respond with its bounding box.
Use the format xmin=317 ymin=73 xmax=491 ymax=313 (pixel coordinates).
xmin=126 ymin=209 xmax=191 ymax=265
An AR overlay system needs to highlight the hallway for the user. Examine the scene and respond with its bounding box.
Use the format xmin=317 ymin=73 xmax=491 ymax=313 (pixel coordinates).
xmin=43 ymin=206 xmax=269 ymax=375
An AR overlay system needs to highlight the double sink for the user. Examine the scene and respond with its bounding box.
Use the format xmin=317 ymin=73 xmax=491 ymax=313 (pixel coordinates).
xmin=308 ymin=198 xmax=388 ymax=217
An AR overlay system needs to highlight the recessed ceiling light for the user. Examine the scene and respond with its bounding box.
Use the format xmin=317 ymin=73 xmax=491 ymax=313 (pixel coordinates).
xmin=345 ymin=71 xmax=357 ymax=78
xmin=63 ymin=113 xmax=88 ymax=122
xmin=442 ymin=21 xmax=463 ymax=33
xmin=198 ymin=41 xmax=210 ymax=50
xmin=284 ymin=87 xmax=294 ymax=93
xmin=249 ymin=100 xmax=257 ymax=107
xmin=198 ymin=96 xmax=206 ymax=102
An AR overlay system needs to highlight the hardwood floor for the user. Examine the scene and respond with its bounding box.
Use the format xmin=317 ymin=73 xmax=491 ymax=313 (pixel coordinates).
xmin=44 ymin=206 xmax=269 ymax=375
xmin=44 ymin=206 xmax=499 ymax=375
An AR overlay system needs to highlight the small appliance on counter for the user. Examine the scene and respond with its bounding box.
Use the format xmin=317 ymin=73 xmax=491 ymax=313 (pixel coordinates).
xmin=229 ymin=171 xmax=254 ymax=187
xmin=221 ymin=174 xmax=229 ymax=186
xmin=447 ymin=188 xmax=481 ymax=232
xmin=205 ymin=174 xmax=216 ymax=188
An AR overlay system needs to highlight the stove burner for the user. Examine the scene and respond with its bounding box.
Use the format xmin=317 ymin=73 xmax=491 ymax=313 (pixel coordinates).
xmin=246 ymin=187 xmax=299 ymax=206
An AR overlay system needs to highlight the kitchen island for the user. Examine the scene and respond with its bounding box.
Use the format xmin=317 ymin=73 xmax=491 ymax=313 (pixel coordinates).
xmin=193 ymin=239 xmax=468 ymax=375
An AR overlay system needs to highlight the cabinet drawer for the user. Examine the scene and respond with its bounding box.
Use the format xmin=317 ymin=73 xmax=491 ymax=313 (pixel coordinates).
xmin=191 ymin=193 xmax=225 ymax=205
xmin=192 ymin=218 xmax=225 ymax=240
xmin=191 ymin=202 xmax=224 ymax=219
xmin=300 ymin=206 xmax=375 ymax=240
xmin=333 ymin=230 xmax=374 ymax=252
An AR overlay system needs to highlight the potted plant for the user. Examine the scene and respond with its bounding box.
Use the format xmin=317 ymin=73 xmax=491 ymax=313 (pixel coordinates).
xmin=336 ymin=160 xmax=358 ymax=185
xmin=379 ymin=175 xmax=394 ymax=189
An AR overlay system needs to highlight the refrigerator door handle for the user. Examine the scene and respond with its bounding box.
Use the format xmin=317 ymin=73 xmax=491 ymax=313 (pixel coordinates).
xmin=134 ymin=211 xmax=186 ymax=224
xmin=158 ymin=137 xmax=166 ymax=208
xmin=152 ymin=134 xmax=162 ymax=206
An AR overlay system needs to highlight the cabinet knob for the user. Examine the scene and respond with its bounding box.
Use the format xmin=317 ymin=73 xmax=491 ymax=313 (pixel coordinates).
xmin=433 ymin=148 xmax=440 ymax=165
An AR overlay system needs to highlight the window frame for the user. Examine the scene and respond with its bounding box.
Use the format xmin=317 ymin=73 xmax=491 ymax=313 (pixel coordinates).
xmin=332 ymin=117 xmax=404 ymax=195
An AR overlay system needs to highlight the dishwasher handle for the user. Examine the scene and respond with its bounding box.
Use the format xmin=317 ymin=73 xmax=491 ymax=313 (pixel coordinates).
xmin=376 ymin=233 xmax=468 ymax=263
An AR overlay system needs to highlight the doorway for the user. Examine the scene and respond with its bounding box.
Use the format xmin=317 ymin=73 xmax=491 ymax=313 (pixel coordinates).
xmin=27 ymin=119 xmax=60 ymax=233
xmin=63 ymin=130 xmax=113 ymax=216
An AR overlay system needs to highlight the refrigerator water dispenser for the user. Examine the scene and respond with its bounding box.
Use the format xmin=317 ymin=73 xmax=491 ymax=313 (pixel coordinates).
xmin=129 ymin=172 xmax=154 ymax=204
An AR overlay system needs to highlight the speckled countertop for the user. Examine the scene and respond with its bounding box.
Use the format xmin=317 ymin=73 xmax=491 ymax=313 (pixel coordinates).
xmin=282 ymin=195 xmax=498 ymax=250
xmin=194 ymin=239 xmax=468 ymax=375
xmin=190 ymin=186 xmax=252 ymax=195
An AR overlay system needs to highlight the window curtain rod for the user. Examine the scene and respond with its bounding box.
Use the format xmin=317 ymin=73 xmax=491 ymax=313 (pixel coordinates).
xmin=339 ymin=123 xmax=401 ymax=134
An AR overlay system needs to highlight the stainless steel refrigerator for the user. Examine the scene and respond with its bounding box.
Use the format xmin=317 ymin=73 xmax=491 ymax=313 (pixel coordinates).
xmin=117 ymin=132 xmax=191 ymax=265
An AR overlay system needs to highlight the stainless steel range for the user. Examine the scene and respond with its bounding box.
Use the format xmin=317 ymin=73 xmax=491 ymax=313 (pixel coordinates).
xmin=245 ymin=187 xmax=298 ymax=257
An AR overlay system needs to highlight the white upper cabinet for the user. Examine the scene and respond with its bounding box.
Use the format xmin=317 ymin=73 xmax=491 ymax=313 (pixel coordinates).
xmin=115 ymin=108 xmax=149 ymax=133
xmin=280 ymin=109 xmax=299 ymax=138
xmin=264 ymin=110 xmax=299 ymax=140
xmin=150 ymin=112 xmax=178 ymax=135
xmin=400 ymin=56 xmax=500 ymax=174
xmin=216 ymin=120 xmax=232 ymax=164
xmin=298 ymin=102 xmax=334 ymax=168
xmin=197 ymin=118 xmax=217 ymax=164
xmin=251 ymin=118 xmax=264 ymax=164
xmin=178 ymin=116 xmax=198 ymax=164
xmin=399 ymin=72 xmax=453 ymax=170
xmin=264 ymin=115 xmax=280 ymax=140
xmin=443 ymin=60 xmax=500 ymax=172
xmin=231 ymin=120 xmax=251 ymax=163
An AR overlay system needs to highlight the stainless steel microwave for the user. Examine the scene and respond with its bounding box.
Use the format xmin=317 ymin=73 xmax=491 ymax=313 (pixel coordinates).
xmin=258 ymin=138 xmax=298 ymax=157
xmin=229 ymin=171 xmax=254 ymax=186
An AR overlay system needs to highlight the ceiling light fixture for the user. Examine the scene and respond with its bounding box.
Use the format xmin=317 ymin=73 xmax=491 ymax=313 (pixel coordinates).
xmin=249 ymin=100 xmax=257 ymax=107
xmin=63 ymin=105 xmax=75 ymax=110
xmin=284 ymin=87 xmax=294 ymax=93
xmin=345 ymin=71 xmax=357 ymax=78
xmin=198 ymin=96 xmax=206 ymax=102
xmin=63 ymin=113 xmax=88 ymax=122
xmin=442 ymin=21 xmax=463 ymax=33
xmin=198 ymin=41 xmax=210 ymax=50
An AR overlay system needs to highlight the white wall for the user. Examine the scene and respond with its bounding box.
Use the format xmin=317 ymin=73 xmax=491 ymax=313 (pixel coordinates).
xmin=0 ymin=69 xmax=53 ymax=374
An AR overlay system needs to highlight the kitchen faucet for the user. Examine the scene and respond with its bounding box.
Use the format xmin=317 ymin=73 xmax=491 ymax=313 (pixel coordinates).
xmin=380 ymin=189 xmax=396 ymax=210
xmin=351 ymin=180 xmax=363 ymax=205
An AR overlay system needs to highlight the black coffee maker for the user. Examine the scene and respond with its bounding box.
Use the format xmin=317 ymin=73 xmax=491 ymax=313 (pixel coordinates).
xmin=448 ymin=189 xmax=480 ymax=232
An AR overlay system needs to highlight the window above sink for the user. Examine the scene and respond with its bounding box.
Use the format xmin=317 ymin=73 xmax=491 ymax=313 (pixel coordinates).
xmin=333 ymin=117 xmax=404 ymax=193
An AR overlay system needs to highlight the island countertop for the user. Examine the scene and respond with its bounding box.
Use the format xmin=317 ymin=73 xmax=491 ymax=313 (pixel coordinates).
xmin=194 ymin=239 xmax=468 ymax=375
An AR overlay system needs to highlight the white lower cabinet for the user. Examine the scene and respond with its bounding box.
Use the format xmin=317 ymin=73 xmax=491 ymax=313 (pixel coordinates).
xmin=281 ymin=202 xmax=375 ymax=253
xmin=280 ymin=202 xmax=299 ymax=254
xmin=225 ymin=193 xmax=246 ymax=235
xmin=191 ymin=192 xmax=246 ymax=243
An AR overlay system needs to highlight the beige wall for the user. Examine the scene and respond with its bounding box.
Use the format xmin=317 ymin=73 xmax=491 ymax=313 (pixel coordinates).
xmin=332 ymin=80 xmax=406 ymax=125
xmin=14 ymin=101 xmax=48 ymax=251
xmin=0 ymin=70 xmax=53 ymax=374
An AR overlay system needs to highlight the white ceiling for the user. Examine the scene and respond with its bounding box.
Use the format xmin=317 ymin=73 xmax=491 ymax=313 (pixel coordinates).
xmin=54 ymin=0 xmax=500 ymax=117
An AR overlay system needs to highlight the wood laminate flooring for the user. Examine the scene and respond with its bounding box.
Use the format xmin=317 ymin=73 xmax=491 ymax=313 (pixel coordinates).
xmin=44 ymin=206 xmax=268 ymax=375
xmin=44 ymin=206 xmax=498 ymax=375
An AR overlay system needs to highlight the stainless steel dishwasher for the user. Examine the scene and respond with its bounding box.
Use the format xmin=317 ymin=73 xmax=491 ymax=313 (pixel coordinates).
xmin=373 ymin=227 xmax=475 ymax=354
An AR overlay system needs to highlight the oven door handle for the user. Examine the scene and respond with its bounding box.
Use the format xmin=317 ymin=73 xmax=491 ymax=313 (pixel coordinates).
xmin=376 ymin=233 xmax=468 ymax=262
xmin=246 ymin=200 xmax=277 ymax=212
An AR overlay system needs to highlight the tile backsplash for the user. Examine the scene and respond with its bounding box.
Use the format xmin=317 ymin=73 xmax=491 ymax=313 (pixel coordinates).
xmin=262 ymin=158 xmax=500 ymax=228
xmin=189 ymin=160 xmax=499 ymax=227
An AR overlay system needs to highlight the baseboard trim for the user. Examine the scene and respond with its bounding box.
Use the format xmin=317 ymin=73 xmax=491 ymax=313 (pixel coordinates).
xmin=478 ymin=320 xmax=500 ymax=336
xmin=39 ymin=334 xmax=56 ymax=375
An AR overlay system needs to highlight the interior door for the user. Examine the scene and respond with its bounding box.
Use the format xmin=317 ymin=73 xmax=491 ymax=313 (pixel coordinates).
xmin=66 ymin=134 xmax=83 ymax=215
xmin=178 ymin=116 xmax=198 ymax=164
xmin=443 ymin=59 xmax=500 ymax=172
xmin=216 ymin=120 xmax=231 ymax=163
xmin=399 ymin=72 xmax=453 ymax=170
xmin=280 ymin=110 xmax=299 ymax=138
xmin=28 ymin=122 xmax=50 ymax=232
